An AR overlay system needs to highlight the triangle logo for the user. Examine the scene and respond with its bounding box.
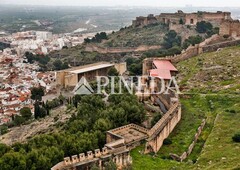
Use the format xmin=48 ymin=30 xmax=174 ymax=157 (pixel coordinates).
xmin=72 ymin=77 xmax=94 ymax=95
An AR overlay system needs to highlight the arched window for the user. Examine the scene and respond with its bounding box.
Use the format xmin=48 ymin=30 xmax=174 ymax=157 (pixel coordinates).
xmin=190 ymin=19 xmax=194 ymax=24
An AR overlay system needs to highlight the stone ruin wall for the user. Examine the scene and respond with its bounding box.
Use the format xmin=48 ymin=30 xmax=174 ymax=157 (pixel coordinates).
xmin=185 ymin=12 xmax=231 ymax=26
xmin=170 ymin=119 xmax=206 ymax=162
xmin=85 ymin=44 xmax=161 ymax=54
xmin=106 ymin=123 xmax=149 ymax=144
xmin=145 ymin=102 xmax=181 ymax=153
xmin=133 ymin=11 xmax=231 ymax=28
xmin=202 ymin=39 xmax=240 ymax=53
xmin=167 ymin=34 xmax=240 ymax=63
xmin=220 ymin=20 xmax=240 ymax=37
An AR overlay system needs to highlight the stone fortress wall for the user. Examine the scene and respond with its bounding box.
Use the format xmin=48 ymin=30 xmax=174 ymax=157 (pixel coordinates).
xmin=145 ymin=101 xmax=181 ymax=153
xmin=219 ymin=20 xmax=240 ymax=37
xmin=84 ymin=44 xmax=161 ymax=54
xmin=170 ymin=119 xmax=206 ymax=162
xmin=165 ymin=34 xmax=240 ymax=63
xmin=52 ymin=78 xmax=182 ymax=170
xmin=52 ymin=146 xmax=132 ymax=170
xmin=132 ymin=10 xmax=231 ymax=28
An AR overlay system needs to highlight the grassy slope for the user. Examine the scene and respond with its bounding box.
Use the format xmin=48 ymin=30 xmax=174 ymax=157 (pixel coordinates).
xmin=131 ymin=46 xmax=240 ymax=170
xmin=195 ymin=95 xmax=240 ymax=170
xmin=101 ymin=23 xmax=168 ymax=47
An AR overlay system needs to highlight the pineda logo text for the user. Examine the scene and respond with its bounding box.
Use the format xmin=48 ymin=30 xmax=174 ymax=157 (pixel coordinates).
xmin=73 ymin=76 xmax=181 ymax=95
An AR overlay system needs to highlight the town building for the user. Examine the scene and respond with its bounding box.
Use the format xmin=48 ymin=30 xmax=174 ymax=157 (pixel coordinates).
xmin=0 ymin=49 xmax=55 ymax=124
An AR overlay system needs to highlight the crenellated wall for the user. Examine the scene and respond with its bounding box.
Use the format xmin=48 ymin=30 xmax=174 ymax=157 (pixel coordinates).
xmin=51 ymin=147 xmax=132 ymax=170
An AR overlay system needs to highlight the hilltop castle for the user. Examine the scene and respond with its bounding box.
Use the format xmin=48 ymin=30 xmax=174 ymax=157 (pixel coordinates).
xmin=132 ymin=10 xmax=231 ymax=27
xmin=132 ymin=10 xmax=240 ymax=38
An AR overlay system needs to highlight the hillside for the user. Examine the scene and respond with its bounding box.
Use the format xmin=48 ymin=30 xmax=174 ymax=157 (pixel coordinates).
xmin=101 ymin=23 xmax=168 ymax=47
xmin=48 ymin=22 xmax=202 ymax=69
xmin=131 ymin=46 xmax=240 ymax=170
xmin=177 ymin=46 xmax=240 ymax=94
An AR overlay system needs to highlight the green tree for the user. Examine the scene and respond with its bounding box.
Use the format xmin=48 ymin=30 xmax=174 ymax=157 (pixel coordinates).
xmin=67 ymin=119 xmax=88 ymax=133
xmin=31 ymin=87 xmax=44 ymax=101
xmin=62 ymin=62 xmax=69 ymax=69
xmin=0 ymin=143 xmax=11 ymax=157
xmin=162 ymin=30 xmax=181 ymax=49
xmin=20 ymin=107 xmax=32 ymax=120
xmin=196 ymin=21 xmax=213 ymax=33
xmin=168 ymin=46 xmax=182 ymax=55
xmin=0 ymin=152 xmax=26 ymax=170
xmin=151 ymin=113 xmax=162 ymax=127
xmin=183 ymin=35 xmax=203 ymax=49
xmin=93 ymin=118 xmax=112 ymax=132
xmin=179 ymin=18 xmax=184 ymax=25
xmin=25 ymin=51 xmax=35 ymax=64
xmin=14 ymin=115 xmax=25 ymax=126
xmin=84 ymin=38 xmax=91 ymax=43
xmin=0 ymin=125 xmax=8 ymax=135
xmin=53 ymin=59 xmax=63 ymax=70
xmin=34 ymin=102 xmax=41 ymax=119
xmin=39 ymin=107 xmax=47 ymax=118
xmin=108 ymin=67 xmax=119 ymax=76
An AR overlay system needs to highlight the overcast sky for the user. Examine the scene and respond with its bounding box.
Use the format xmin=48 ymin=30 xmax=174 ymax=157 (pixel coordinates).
xmin=1 ymin=0 xmax=240 ymax=7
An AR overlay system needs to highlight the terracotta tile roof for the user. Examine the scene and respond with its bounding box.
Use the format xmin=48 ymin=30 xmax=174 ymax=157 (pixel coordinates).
xmin=19 ymin=96 xmax=27 ymax=102
xmin=1 ymin=118 xmax=10 ymax=123
xmin=149 ymin=59 xmax=178 ymax=80
xmin=149 ymin=69 xmax=172 ymax=80
xmin=153 ymin=60 xmax=178 ymax=71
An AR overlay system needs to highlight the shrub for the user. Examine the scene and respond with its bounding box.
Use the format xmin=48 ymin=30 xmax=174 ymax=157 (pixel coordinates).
xmin=232 ymin=133 xmax=240 ymax=143
xmin=163 ymin=138 xmax=172 ymax=145
xmin=183 ymin=35 xmax=203 ymax=49
xmin=196 ymin=21 xmax=213 ymax=33
xmin=151 ymin=113 xmax=162 ymax=127
xmin=223 ymin=34 xmax=230 ymax=39
xmin=162 ymin=30 xmax=181 ymax=49
xmin=229 ymin=110 xmax=236 ymax=114
xmin=179 ymin=18 xmax=184 ymax=25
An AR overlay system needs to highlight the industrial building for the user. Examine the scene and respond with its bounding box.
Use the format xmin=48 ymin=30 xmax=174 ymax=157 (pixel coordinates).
xmin=56 ymin=62 xmax=126 ymax=88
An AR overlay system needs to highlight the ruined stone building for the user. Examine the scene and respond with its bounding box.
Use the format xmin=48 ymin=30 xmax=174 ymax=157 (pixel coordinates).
xmin=220 ymin=20 xmax=240 ymax=37
xmin=132 ymin=14 xmax=158 ymax=27
xmin=132 ymin=10 xmax=232 ymax=28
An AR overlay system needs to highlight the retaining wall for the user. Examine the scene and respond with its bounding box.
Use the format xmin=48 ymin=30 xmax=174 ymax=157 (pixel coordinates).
xmin=170 ymin=119 xmax=206 ymax=162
